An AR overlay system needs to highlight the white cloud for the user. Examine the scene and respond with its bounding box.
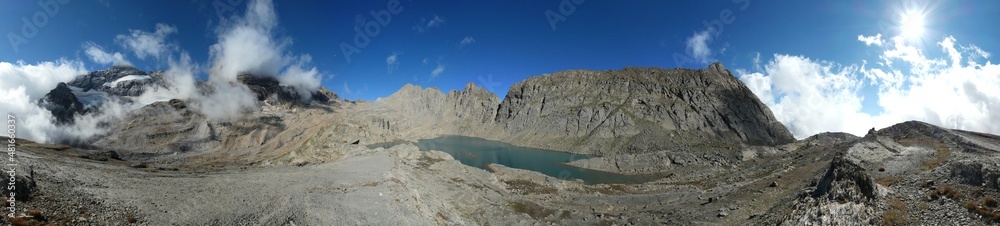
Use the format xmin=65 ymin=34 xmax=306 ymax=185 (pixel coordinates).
xmin=741 ymin=34 xmax=1000 ymax=138
xmin=741 ymin=54 xmax=873 ymax=138
xmin=0 ymin=60 xmax=93 ymax=143
xmin=751 ymin=52 xmax=763 ymax=71
xmin=963 ymin=45 xmax=990 ymax=63
xmin=459 ymin=36 xmax=475 ymax=48
xmin=342 ymin=81 xmax=352 ymax=94
xmin=279 ymin=55 xmax=322 ymax=102
xmin=857 ymin=34 xmax=884 ymax=46
xmin=115 ymin=23 xmax=178 ymax=60
xmin=421 ymin=58 xmax=429 ymax=65
xmin=203 ymin=0 xmax=324 ymax=119
xmin=427 ymin=15 xmax=444 ymax=28
xmin=0 ymin=0 xmax=338 ymax=144
xmin=386 ymin=53 xmax=399 ymax=74
xmin=413 ymin=15 xmax=445 ymax=33
xmin=83 ymin=42 xmax=131 ymax=66
xmin=685 ymin=29 xmax=714 ymax=64
xmin=431 ymin=64 xmax=445 ymax=78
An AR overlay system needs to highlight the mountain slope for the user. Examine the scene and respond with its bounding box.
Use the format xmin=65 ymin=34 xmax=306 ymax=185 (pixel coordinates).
xmin=488 ymin=62 xmax=794 ymax=155
xmin=374 ymin=62 xmax=795 ymax=156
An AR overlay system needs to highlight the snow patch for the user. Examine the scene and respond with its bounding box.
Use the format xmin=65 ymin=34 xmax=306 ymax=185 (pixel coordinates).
xmin=104 ymin=75 xmax=151 ymax=88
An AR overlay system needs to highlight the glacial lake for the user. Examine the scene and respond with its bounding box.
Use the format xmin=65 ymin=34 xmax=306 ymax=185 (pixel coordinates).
xmin=369 ymin=135 xmax=661 ymax=184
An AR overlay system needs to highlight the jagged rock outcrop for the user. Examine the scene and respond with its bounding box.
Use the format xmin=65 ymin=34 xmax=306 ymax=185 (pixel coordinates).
xmin=68 ymin=65 xmax=158 ymax=96
xmin=237 ymin=74 xmax=338 ymax=105
xmin=37 ymin=82 xmax=88 ymax=124
xmin=446 ymin=83 xmax=501 ymax=125
xmin=779 ymin=153 xmax=885 ymax=225
xmin=380 ymin=84 xmax=447 ymax=118
xmin=374 ymin=83 xmax=500 ymax=135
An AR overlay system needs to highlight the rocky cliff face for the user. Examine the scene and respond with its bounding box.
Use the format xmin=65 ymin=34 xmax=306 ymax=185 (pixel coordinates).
xmin=489 ymin=63 xmax=794 ymax=155
xmin=236 ymin=74 xmax=338 ymax=105
xmin=778 ymin=153 xmax=885 ymax=226
xmin=68 ymin=65 xmax=158 ymax=96
xmin=374 ymin=63 xmax=794 ymax=156
xmin=37 ymin=82 xmax=89 ymax=124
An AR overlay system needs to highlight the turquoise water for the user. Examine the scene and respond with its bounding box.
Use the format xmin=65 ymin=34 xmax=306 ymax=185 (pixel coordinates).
xmin=369 ymin=136 xmax=661 ymax=184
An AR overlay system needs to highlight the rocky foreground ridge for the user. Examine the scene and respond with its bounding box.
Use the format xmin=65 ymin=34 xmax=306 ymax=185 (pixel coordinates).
xmin=5 ymin=63 xmax=1000 ymax=225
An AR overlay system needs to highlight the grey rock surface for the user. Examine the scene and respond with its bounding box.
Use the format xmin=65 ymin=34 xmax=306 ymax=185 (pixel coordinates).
xmin=37 ymin=82 xmax=89 ymax=124
xmin=490 ymin=63 xmax=794 ymax=155
xmin=373 ymin=63 xmax=795 ymax=157
xmin=68 ymin=65 xmax=157 ymax=96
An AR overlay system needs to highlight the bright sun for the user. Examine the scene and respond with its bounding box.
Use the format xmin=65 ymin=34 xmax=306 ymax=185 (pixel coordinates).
xmin=900 ymin=10 xmax=926 ymax=39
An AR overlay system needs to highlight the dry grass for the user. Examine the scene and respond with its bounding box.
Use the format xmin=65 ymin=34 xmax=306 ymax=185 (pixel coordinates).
xmin=986 ymin=197 xmax=999 ymax=208
xmin=9 ymin=217 xmax=41 ymax=226
xmin=883 ymin=209 xmax=911 ymax=226
xmin=897 ymin=136 xmax=951 ymax=171
xmin=436 ymin=212 xmax=449 ymax=221
xmin=930 ymin=185 xmax=961 ymax=200
xmin=883 ymin=197 xmax=911 ymax=226
xmin=888 ymin=197 xmax=907 ymax=210
xmin=783 ymin=208 xmax=795 ymax=217
xmin=972 ymin=188 xmax=985 ymax=198
xmin=504 ymin=180 xmax=557 ymax=195
xmin=924 ymin=147 xmax=950 ymax=170
xmin=506 ymin=200 xmax=556 ymax=220
xmin=877 ymin=176 xmax=903 ymax=187
xmin=895 ymin=133 xmax=952 ymax=171
xmin=25 ymin=209 xmax=43 ymax=221
xmin=965 ymin=196 xmax=1000 ymax=221
xmin=967 ymin=201 xmax=980 ymax=211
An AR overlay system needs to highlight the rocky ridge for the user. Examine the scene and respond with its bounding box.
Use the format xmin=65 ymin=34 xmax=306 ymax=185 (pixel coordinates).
xmin=372 ymin=62 xmax=794 ymax=157
xmin=68 ymin=65 xmax=158 ymax=97
xmin=37 ymin=82 xmax=89 ymax=124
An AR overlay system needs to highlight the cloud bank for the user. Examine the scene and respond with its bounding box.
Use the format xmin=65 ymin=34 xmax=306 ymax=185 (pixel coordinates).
xmin=1 ymin=0 xmax=327 ymax=143
xmin=199 ymin=0 xmax=323 ymax=119
xmin=740 ymin=34 xmax=1000 ymax=138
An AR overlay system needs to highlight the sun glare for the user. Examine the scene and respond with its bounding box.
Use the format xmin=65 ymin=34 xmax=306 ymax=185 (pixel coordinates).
xmin=900 ymin=10 xmax=926 ymax=39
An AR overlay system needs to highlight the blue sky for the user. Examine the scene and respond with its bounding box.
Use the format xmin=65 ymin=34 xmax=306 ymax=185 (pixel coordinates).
xmin=2 ymin=0 xmax=1000 ymax=140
